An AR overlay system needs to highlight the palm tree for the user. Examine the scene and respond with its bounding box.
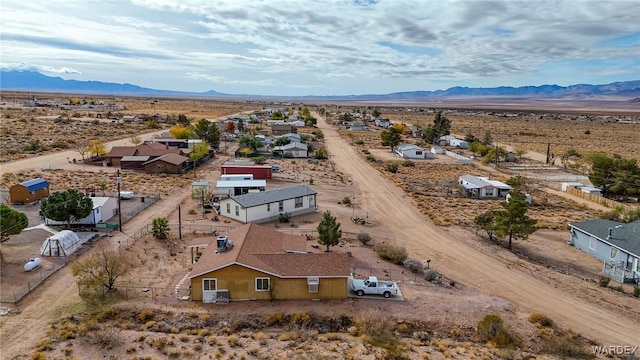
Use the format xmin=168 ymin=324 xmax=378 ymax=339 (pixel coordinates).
xmin=151 ymin=217 xmax=170 ymax=240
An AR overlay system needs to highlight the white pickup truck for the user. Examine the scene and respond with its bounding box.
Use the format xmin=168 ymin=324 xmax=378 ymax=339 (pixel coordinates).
xmin=351 ymin=276 xmax=398 ymax=298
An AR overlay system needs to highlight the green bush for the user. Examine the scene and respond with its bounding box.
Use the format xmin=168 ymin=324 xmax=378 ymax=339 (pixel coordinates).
xmin=362 ymin=149 xmax=370 ymax=155
xmin=366 ymin=155 xmax=376 ymax=162
xmin=341 ymin=197 xmax=351 ymax=205
xmin=402 ymin=160 xmax=415 ymax=167
xmin=374 ymin=243 xmax=407 ymax=264
xmin=633 ymin=286 xmax=640 ymax=298
xmin=385 ymin=163 xmax=398 ymax=173
xmin=252 ymin=156 xmax=266 ymax=165
xmin=355 ymin=139 xmax=364 ymax=145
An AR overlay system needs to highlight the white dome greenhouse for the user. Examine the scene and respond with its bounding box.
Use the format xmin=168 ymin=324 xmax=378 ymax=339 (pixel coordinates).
xmin=40 ymin=230 xmax=82 ymax=257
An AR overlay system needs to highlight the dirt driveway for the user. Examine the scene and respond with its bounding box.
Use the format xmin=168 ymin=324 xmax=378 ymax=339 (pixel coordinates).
xmin=314 ymin=112 xmax=639 ymax=347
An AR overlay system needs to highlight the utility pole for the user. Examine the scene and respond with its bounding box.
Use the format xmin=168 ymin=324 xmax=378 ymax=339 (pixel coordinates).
xmin=116 ymin=169 xmax=122 ymax=232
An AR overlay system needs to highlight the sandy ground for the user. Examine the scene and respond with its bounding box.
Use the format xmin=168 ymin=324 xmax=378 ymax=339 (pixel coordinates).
xmin=313 ymin=112 xmax=639 ymax=346
xmin=0 ymin=110 xmax=638 ymax=358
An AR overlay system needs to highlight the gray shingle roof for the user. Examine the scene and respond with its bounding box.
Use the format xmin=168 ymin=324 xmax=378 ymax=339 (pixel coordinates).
xmin=569 ymin=219 xmax=640 ymax=257
xmin=229 ymin=184 xmax=317 ymax=208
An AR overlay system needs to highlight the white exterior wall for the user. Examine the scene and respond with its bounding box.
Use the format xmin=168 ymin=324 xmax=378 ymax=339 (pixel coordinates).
xmin=220 ymin=195 xmax=317 ymax=224
xmin=45 ymin=197 xmax=117 ymax=225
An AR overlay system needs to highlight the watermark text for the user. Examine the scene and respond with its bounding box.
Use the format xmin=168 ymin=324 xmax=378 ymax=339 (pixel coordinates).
xmin=592 ymin=345 xmax=638 ymax=356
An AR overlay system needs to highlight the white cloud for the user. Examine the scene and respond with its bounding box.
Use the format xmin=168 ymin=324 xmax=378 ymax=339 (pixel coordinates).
xmin=0 ymin=0 xmax=638 ymax=95
xmin=0 ymin=62 xmax=81 ymax=74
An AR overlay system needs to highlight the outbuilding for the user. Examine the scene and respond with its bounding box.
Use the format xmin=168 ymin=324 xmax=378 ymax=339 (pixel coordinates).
xmin=44 ymin=197 xmax=118 ymax=226
xmin=40 ymin=230 xmax=82 ymax=257
xmin=10 ymin=178 xmax=50 ymax=204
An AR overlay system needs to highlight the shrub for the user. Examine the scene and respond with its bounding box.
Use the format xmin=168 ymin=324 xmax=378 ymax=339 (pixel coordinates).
xmin=541 ymin=330 xmax=594 ymax=358
xmin=266 ymin=312 xmax=284 ymax=326
xmin=423 ymin=269 xmax=441 ymax=282
xmin=357 ymin=232 xmax=371 ymax=245
xmin=138 ymin=309 xmax=154 ymax=322
xmin=366 ymin=155 xmax=376 ymax=162
xmin=374 ymin=243 xmax=408 ymax=264
xmin=402 ymin=258 xmax=423 ymax=273
xmin=355 ymin=139 xmax=364 ymax=145
xmin=362 ymin=149 xmax=370 ymax=155
xmin=634 ymin=286 xmax=640 ymax=298
xmin=598 ymin=276 xmax=611 ymax=287
xmin=252 ymin=156 xmax=266 ymax=165
xmin=385 ymin=163 xmax=398 ymax=173
xmin=528 ymin=313 xmax=554 ymax=327
xmin=278 ymin=212 xmax=291 ymax=223
xmin=477 ymin=314 xmax=517 ymax=348
xmin=402 ymin=160 xmax=415 ymax=167
xmin=341 ymin=196 xmax=352 ymax=205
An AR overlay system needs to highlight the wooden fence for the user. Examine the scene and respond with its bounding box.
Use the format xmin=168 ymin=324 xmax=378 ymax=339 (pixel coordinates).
xmin=565 ymin=187 xmax=631 ymax=210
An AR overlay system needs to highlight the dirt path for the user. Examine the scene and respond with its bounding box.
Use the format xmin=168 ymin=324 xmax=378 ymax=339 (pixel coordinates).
xmin=315 ymin=113 xmax=639 ymax=346
xmin=0 ymin=116 xmax=238 ymax=358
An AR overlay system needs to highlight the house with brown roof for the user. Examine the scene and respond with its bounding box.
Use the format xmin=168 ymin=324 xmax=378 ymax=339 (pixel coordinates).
xmin=271 ymin=123 xmax=297 ymax=135
xmin=189 ymin=223 xmax=350 ymax=302
xmin=143 ymin=153 xmax=189 ymax=174
xmin=105 ymin=146 xmax=137 ymax=167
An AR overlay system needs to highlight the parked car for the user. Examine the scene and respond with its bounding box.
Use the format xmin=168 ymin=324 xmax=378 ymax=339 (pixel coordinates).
xmin=351 ymin=276 xmax=398 ymax=298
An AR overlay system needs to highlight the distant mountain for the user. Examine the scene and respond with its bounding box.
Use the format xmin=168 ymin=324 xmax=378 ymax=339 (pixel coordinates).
xmin=1 ymin=70 xmax=639 ymax=100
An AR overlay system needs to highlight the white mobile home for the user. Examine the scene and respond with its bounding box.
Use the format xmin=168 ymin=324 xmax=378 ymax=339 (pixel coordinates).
xmin=393 ymin=144 xmax=434 ymax=159
xmin=459 ymin=175 xmax=512 ymax=199
xmin=219 ymin=184 xmax=317 ymax=223
xmin=44 ymin=197 xmax=118 ymax=226
xmin=216 ymin=179 xmax=266 ymax=196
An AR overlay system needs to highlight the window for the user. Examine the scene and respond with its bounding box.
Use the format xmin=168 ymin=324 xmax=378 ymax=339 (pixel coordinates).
xmin=309 ymin=195 xmax=315 ymax=206
xmin=279 ymin=201 xmax=284 ymax=212
xmin=256 ymin=277 xmax=270 ymax=291
xmin=235 ymin=205 xmax=239 ymax=216
xmin=96 ymin=208 xmax=100 ymax=214
xmin=610 ymin=247 xmax=618 ymax=259
xmin=295 ymin=196 xmax=303 ymax=208
xmin=203 ymin=278 xmax=217 ymax=291
xmin=267 ymin=203 xmax=271 ymax=211
xmin=588 ymin=237 xmax=596 ymax=250
xmin=307 ymin=277 xmax=319 ymax=293
xmin=226 ymin=203 xmax=230 ymax=214
xmin=416 ymin=151 xmax=422 ymax=155
xmin=484 ymin=188 xmax=494 ymax=197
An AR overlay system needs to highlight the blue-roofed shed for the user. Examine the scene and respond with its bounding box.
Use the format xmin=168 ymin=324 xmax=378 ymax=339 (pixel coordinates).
xmin=10 ymin=178 xmax=50 ymax=204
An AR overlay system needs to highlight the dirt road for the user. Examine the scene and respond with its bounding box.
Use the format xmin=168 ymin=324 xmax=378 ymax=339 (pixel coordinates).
xmin=314 ymin=113 xmax=638 ymax=346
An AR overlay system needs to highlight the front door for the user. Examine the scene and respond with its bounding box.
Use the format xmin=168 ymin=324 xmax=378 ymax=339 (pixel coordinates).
xmin=202 ymin=278 xmax=217 ymax=303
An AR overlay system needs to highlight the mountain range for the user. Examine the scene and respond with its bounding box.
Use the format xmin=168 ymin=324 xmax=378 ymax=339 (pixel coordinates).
xmin=1 ymin=70 xmax=639 ymax=101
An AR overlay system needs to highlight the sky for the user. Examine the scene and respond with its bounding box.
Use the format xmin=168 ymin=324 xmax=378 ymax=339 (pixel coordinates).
xmin=1 ymin=0 xmax=639 ymax=96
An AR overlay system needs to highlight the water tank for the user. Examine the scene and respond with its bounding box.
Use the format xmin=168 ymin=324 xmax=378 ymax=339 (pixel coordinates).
xmin=24 ymin=258 xmax=42 ymax=272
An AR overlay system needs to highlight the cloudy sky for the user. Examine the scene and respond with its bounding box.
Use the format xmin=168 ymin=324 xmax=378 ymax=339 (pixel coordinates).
xmin=1 ymin=0 xmax=639 ymax=96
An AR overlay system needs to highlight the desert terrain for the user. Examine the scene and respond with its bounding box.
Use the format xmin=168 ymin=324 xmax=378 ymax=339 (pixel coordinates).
xmin=1 ymin=95 xmax=639 ymax=359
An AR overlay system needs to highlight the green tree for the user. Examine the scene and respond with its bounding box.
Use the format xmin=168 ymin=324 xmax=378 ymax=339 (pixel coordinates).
xmin=238 ymin=135 xmax=263 ymax=153
xmin=97 ymin=181 xmax=108 ymax=196
xmin=381 ymin=127 xmax=402 ymax=152
xmin=314 ymin=147 xmax=328 ymax=159
xmin=505 ymin=175 xmax=529 ymax=192
xmin=273 ymin=137 xmax=291 ymax=146
xmin=494 ymin=190 xmax=537 ymax=250
xmin=71 ymin=243 xmax=130 ymax=295
xmin=193 ymin=119 xmax=221 ymax=149
xmin=0 ymin=204 xmax=28 ymax=243
xmin=151 ymin=217 xmax=170 ymax=240
xmin=317 ymin=211 xmax=342 ymax=252
xmin=304 ymin=116 xmax=317 ymax=126
xmin=177 ymin=113 xmax=190 ymax=126
xmin=482 ymin=146 xmax=508 ymax=165
xmin=421 ymin=111 xmax=451 ymax=144
xmin=474 ymin=210 xmax=497 ymax=241
xmin=189 ymin=142 xmax=211 ymax=177
xmin=270 ymin=111 xmax=284 ymax=120
xmin=40 ymin=189 xmax=93 ymax=228
xmin=372 ymin=108 xmax=381 ymax=118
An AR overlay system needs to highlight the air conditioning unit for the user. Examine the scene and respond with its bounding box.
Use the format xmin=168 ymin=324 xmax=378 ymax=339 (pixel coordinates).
xmin=307 ymin=277 xmax=319 ymax=293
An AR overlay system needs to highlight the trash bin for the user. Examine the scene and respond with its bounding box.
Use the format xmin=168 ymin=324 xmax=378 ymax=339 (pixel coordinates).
xmin=141 ymin=197 xmax=145 ymax=203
